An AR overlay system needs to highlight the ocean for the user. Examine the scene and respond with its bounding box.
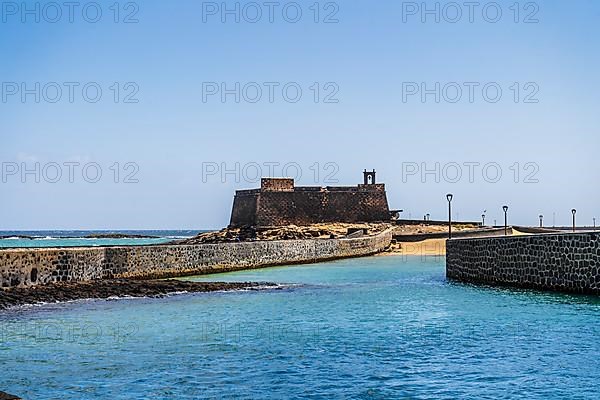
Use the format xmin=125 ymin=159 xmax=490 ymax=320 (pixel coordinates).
xmin=1 ymin=255 xmax=599 ymax=399
xmin=0 ymin=230 xmax=202 ymax=248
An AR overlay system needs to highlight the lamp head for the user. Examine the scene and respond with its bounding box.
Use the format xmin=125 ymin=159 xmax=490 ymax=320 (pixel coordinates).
xmin=446 ymin=193 xmax=453 ymax=202
xmin=503 ymin=205 xmax=508 ymax=213
xmin=572 ymin=209 xmax=576 ymax=215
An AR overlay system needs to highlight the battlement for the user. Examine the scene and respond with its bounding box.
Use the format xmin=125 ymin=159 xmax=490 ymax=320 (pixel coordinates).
xmin=235 ymin=189 xmax=261 ymax=196
xmin=325 ymin=186 xmax=358 ymax=192
xmin=261 ymin=178 xmax=294 ymax=192
xmin=230 ymin=170 xmax=392 ymax=227
xmin=235 ymin=181 xmax=386 ymax=196
xmin=358 ymin=183 xmax=385 ymax=192
xmin=294 ymin=186 xmax=323 ymax=192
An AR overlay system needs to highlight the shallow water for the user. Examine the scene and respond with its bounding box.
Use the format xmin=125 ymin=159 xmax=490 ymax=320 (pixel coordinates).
xmin=0 ymin=230 xmax=199 ymax=248
xmin=1 ymin=255 xmax=599 ymax=399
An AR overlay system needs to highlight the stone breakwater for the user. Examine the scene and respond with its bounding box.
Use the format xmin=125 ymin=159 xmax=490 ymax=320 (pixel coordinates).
xmin=446 ymin=232 xmax=600 ymax=295
xmin=0 ymin=230 xmax=393 ymax=289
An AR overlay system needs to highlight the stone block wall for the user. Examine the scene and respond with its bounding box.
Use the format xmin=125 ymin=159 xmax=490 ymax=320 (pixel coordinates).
xmin=229 ymin=183 xmax=391 ymax=228
xmin=260 ymin=178 xmax=294 ymax=192
xmin=0 ymin=230 xmax=393 ymax=288
xmin=229 ymin=191 xmax=259 ymax=227
xmin=446 ymin=232 xmax=600 ymax=294
xmin=252 ymin=189 xmax=391 ymax=227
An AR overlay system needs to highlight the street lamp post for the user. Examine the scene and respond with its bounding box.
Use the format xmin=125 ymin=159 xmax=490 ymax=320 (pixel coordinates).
xmin=447 ymin=194 xmax=453 ymax=239
xmin=481 ymin=214 xmax=485 ymax=226
xmin=539 ymin=214 xmax=543 ymax=228
xmin=594 ymin=218 xmax=596 ymax=229
xmin=426 ymin=213 xmax=430 ymax=222
xmin=572 ymin=209 xmax=576 ymax=232
xmin=503 ymin=206 xmax=509 ymax=236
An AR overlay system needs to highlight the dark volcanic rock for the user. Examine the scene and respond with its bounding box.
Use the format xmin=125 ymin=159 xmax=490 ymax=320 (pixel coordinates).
xmin=0 ymin=391 xmax=21 ymax=400
xmin=0 ymin=279 xmax=278 ymax=311
xmin=84 ymin=233 xmax=159 ymax=239
xmin=175 ymin=223 xmax=390 ymax=244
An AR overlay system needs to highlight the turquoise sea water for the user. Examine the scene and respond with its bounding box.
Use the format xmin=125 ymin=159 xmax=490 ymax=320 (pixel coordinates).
xmin=0 ymin=230 xmax=200 ymax=248
xmin=1 ymin=255 xmax=600 ymax=399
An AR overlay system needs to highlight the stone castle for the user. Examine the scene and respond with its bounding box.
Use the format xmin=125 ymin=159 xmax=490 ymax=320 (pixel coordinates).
xmin=229 ymin=170 xmax=392 ymax=228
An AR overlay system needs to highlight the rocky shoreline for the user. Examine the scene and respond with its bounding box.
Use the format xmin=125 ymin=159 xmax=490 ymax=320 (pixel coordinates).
xmin=84 ymin=233 xmax=160 ymax=239
xmin=177 ymin=223 xmax=391 ymax=244
xmin=0 ymin=233 xmax=160 ymax=240
xmin=0 ymin=279 xmax=279 ymax=311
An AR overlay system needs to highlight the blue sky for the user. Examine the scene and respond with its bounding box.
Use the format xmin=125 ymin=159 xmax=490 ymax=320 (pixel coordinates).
xmin=1 ymin=0 xmax=599 ymax=229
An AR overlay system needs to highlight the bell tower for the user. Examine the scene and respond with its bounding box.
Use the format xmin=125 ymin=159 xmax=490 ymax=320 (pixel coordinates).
xmin=363 ymin=169 xmax=376 ymax=185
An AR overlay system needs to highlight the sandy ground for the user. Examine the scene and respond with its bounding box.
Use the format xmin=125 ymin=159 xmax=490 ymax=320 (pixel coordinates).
xmin=392 ymin=223 xmax=478 ymax=236
xmin=385 ymin=228 xmax=526 ymax=257
xmin=384 ymin=238 xmax=447 ymax=256
xmin=386 ymin=223 xmax=476 ymax=257
xmin=511 ymin=229 xmax=531 ymax=236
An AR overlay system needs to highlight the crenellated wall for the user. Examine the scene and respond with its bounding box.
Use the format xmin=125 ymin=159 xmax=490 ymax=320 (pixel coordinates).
xmin=229 ymin=177 xmax=391 ymax=228
xmin=446 ymin=232 xmax=600 ymax=294
xmin=0 ymin=230 xmax=393 ymax=288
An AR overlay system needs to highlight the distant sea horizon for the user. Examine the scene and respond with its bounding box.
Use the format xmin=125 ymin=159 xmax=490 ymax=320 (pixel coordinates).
xmin=0 ymin=230 xmax=209 ymax=248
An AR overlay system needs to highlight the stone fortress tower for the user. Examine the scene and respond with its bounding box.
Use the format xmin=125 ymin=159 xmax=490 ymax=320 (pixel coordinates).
xmin=229 ymin=170 xmax=392 ymax=228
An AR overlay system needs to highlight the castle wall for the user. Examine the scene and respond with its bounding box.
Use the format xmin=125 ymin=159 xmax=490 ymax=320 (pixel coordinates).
xmin=230 ymin=181 xmax=391 ymax=228
xmin=261 ymin=178 xmax=294 ymax=191
xmin=324 ymin=189 xmax=390 ymax=223
xmin=256 ymin=191 xmax=325 ymax=226
xmin=446 ymin=232 xmax=600 ymax=294
xmin=229 ymin=192 xmax=258 ymax=227
xmin=0 ymin=230 xmax=393 ymax=289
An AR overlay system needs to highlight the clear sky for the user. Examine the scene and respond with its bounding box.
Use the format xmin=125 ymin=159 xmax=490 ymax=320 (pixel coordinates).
xmin=1 ymin=0 xmax=599 ymax=230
